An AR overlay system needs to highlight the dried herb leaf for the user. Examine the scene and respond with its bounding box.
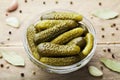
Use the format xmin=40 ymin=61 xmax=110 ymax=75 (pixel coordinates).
xmin=92 ymin=9 xmax=119 ymax=19
xmin=6 ymin=17 xmax=20 ymax=28
xmin=0 ymin=50 xmax=25 ymax=66
xmin=100 ymin=58 xmax=120 ymax=72
xmin=88 ymin=66 xmax=103 ymax=77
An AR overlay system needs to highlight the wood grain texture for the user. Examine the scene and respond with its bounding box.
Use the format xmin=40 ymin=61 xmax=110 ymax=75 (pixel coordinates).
xmin=0 ymin=0 xmax=120 ymax=80
xmin=0 ymin=45 xmax=120 ymax=80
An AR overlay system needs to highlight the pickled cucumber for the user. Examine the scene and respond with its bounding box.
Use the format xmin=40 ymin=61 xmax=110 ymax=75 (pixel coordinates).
xmin=67 ymin=37 xmax=86 ymax=49
xmin=79 ymin=23 xmax=89 ymax=36
xmin=51 ymin=28 xmax=84 ymax=44
xmin=34 ymin=21 xmax=78 ymax=44
xmin=40 ymin=56 xmax=80 ymax=66
xmin=27 ymin=24 xmax=40 ymax=60
xmin=41 ymin=11 xmax=83 ymax=21
xmin=35 ymin=20 xmax=76 ymax=31
xmin=82 ymin=33 xmax=94 ymax=56
xmin=37 ymin=42 xmax=80 ymax=57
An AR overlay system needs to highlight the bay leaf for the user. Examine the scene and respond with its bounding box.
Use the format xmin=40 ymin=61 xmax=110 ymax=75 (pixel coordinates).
xmin=6 ymin=17 xmax=20 ymax=28
xmin=0 ymin=50 xmax=25 ymax=66
xmin=88 ymin=66 xmax=103 ymax=77
xmin=92 ymin=9 xmax=119 ymax=19
xmin=100 ymin=58 xmax=120 ymax=72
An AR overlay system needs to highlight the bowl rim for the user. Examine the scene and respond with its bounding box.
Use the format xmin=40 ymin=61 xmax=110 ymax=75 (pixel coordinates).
xmin=23 ymin=9 xmax=97 ymax=70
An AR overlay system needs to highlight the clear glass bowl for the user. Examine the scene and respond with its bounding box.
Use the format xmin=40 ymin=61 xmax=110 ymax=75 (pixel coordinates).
xmin=23 ymin=9 xmax=96 ymax=74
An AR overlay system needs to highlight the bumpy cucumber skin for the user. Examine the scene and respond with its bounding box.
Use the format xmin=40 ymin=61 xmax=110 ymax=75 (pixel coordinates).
xmin=37 ymin=42 xmax=80 ymax=57
xmin=27 ymin=24 xmax=40 ymax=60
xmin=35 ymin=20 xmax=76 ymax=31
xmin=40 ymin=56 xmax=80 ymax=66
xmin=82 ymin=33 xmax=94 ymax=56
xmin=34 ymin=21 xmax=78 ymax=44
xmin=51 ymin=28 xmax=84 ymax=44
xmin=41 ymin=12 xmax=83 ymax=21
xmin=67 ymin=37 xmax=86 ymax=49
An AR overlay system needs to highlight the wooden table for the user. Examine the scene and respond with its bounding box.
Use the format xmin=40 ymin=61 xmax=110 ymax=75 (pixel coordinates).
xmin=0 ymin=0 xmax=120 ymax=80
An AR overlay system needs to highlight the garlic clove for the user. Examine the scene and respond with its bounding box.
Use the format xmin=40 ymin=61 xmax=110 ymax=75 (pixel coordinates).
xmin=6 ymin=17 xmax=20 ymax=28
xmin=7 ymin=0 xmax=18 ymax=12
xmin=88 ymin=66 xmax=103 ymax=77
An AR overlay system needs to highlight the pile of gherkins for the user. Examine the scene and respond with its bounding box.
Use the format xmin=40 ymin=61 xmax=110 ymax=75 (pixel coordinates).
xmin=27 ymin=11 xmax=94 ymax=66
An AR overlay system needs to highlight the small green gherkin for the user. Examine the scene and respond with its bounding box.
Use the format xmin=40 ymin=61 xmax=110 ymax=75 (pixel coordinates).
xmin=35 ymin=20 xmax=76 ymax=31
xmin=27 ymin=24 xmax=40 ymax=60
xmin=82 ymin=33 xmax=94 ymax=56
xmin=34 ymin=21 xmax=78 ymax=44
xmin=67 ymin=37 xmax=86 ymax=49
xmin=51 ymin=28 xmax=84 ymax=44
xmin=37 ymin=42 xmax=80 ymax=57
xmin=40 ymin=56 xmax=80 ymax=66
xmin=41 ymin=11 xmax=83 ymax=21
xmin=79 ymin=23 xmax=89 ymax=36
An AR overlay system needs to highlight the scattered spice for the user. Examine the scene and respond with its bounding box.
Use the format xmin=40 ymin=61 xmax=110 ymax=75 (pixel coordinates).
xmin=90 ymin=17 xmax=93 ymax=19
xmin=43 ymin=1 xmax=46 ymax=5
xmin=0 ymin=64 xmax=4 ymax=68
xmin=107 ymin=48 xmax=111 ymax=52
xmin=101 ymin=28 xmax=104 ymax=31
xmin=112 ymin=54 xmax=115 ymax=59
xmin=25 ymin=0 xmax=27 ymax=3
xmin=70 ymin=1 xmax=73 ymax=5
xmin=116 ymin=27 xmax=119 ymax=30
xmin=0 ymin=42 xmax=5 ymax=45
xmin=20 ymin=73 xmax=24 ymax=77
xmin=6 ymin=66 xmax=10 ymax=69
xmin=111 ymin=23 xmax=116 ymax=28
xmin=101 ymin=35 xmax=105 ymax=38
xmin=9 ymin=31 xmax=12 ymax=35
xmin=103 ymin=48 xmax=106 ymax=52
xmin=19 ymin=10 xmax=22 ymax=13
xmin=32 ymin=71 xmax=36 ymax=75
xmin=113 ymin=23 xmax=116 ymax=27
xmin=0 ymin=52 xmax=3 ymax=58
xmin=55 ymin=1 xmax=58 ymax=4
xmin=5 ymin=13 xmax=8 ymax=16
xmin=111 ymin=33 xmax=115 ymax=36
xmin=0 ymin=54 xmax=2 ymax=58
xmin=7 ymin=38 xmax=10 ymax=41
xmin=99 ymin=2 xmax=102 ymax=6
xmin=100 ymin=66 xmax=103 ymax=71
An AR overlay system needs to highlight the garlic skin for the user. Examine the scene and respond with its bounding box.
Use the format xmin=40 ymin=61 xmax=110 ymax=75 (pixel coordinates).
xmin=7 ymin=0 xmax=18 ymax=12
xmin=88 ymin=66 xmax=103 ymax=77
xmin=6 ymin=17 xmax=20 ymax=28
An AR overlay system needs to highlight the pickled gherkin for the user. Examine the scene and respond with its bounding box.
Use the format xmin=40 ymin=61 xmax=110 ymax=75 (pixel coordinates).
xmin=40 ymin=56 xmax=80 ymax=66
xmin=79 ymin=23 xmax=89 ymax=36
xmin=51 ymin=28 xmax=84 ymax=44
xmin=34 ymin=21 xmax=78 ymax=44
xmin=27 ymin=24 xmax=40 ymax=60
xmin=67 ymin=37 xmax=86 ymax=49
xmin=37 ymin=42 xmax=80 ymax=57
xmin=35 ymin=20 xmax=76 ymax=31
xmin=41 ymin=11 xmax=83 ymax=21
xmin=82 ymin=33 xmax=94 ymax=56
xmin=26 ymin=11 xmax=95 ymax=67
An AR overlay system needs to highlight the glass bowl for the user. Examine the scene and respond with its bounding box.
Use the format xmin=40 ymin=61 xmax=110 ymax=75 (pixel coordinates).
xmin=23 ymin=9 xmax=96 ymax=74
